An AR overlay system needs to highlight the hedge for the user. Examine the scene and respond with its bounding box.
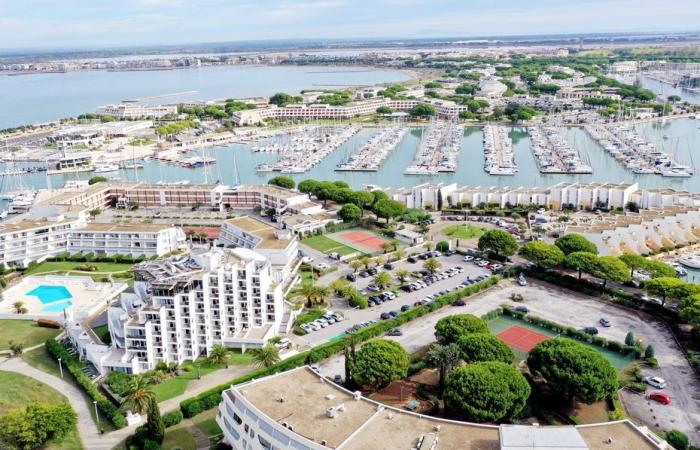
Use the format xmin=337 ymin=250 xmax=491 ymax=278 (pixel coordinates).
xmin=45 ymin=339 xmax=127 ymax=428
xmin=162 ymin=411 xmax=183 ymax=428
xmin=179 ymin=275 xmax=501 ymax=418
xmin=501 ymin=307 xmax=636 ymax=357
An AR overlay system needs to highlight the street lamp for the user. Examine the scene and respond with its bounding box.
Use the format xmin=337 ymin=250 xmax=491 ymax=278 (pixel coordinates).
xmin=196 ymin=364 xmax=201 ymax=380
xmin=57 ymin=358 xmax=63 ymax=378
xmin=93 ymin=400 xmax=99 ymax=423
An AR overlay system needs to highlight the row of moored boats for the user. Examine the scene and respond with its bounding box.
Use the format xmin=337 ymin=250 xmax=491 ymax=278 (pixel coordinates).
xmin=482 ymin=125 xmax=517 ymax=176
xmin=528 ymin=126 xmax=592 ymax=174
xmin=405 ymin=121 xmax=462 ymax=175
xmin=335 ymin=125 xmax=408 ymax=172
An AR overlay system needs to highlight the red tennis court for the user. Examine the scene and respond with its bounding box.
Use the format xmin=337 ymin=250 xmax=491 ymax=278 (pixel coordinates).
xmin=497 ymin=325 xmax=550 ymax=353
xmin=336 ymin=230 xmax=389 ymax=252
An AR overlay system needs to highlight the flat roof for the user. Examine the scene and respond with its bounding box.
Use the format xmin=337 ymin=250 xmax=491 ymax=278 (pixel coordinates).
xmin=225 ymin=216 xmax=293 ymax=250
xmin=229 ymin=367 xmax=664 ymax=450
xmin=79 ymin=223 xmax=173 ymax=232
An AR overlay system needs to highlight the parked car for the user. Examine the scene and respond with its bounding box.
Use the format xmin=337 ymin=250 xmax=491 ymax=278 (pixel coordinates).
xmin=407 ymin=256 xmax=418 ymax=263
xmin=599 ymin=318 xmax=611 ymax=327
xmin=333 ymin=374 xmax=343 ymax=384
xmin=400 ymin=304 xmax=411 ymax=312
xmin=387 ymin=328 xmax=403 ymax=336
xmin=380 ymin=312 xmax=392 ymax=320
xmin=645 ymin=376 xmax=667 ymax=389
xmin=514 ymin=306 xmax=529 ymax=313
xmin=454 ymin=299 xmax=466 ymax=306
xmin=316 ymin=263 xmax=330 ymax=270
xmin=583 ymin=327 xmax=599 ymax=335
xmin=383 ymin=263 xmax=395 ymax=270
xmin=275 ymin=338 xmax=292 ymax=350
xmin=367 ymin=268 xmax=378 ymax=276
xmin=463 ymin=255 xmax=474 ymax=262
xmin=359 ymin=271 xmax=369 ymax=278
xmin=346 ymin=273 xmax=356 ymax=282
xmin=648 ymin=391 xmax=671 ymax=405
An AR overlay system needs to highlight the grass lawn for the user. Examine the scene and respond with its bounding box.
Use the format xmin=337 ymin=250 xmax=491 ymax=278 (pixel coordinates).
xmin=442 ymin=224 xmax=486 ymax=239
xmin=24 ymin=261 xmax=134 ymax=276
xmin=192 ymin=409 xmax=222 ymax=439
xmin=152 ymin=352 xmax=254 ymax=402
xmin=0 ymin=370 xmax=83 ymax=450
xmin=0 ymin=320 xmax=60 ymax=350
xmin=92 ymin=325 xmax=111 ymax=345
xmin=303 ymin=235 xmax=358 ymax=256
xmin=162 ymin=425 xmax=197 ymax=450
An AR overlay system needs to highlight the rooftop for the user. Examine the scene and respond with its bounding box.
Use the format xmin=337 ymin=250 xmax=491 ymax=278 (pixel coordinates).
xmin=79 ymin=223 xmax=173 ymax=232
xmin=224 ymin=216 xmax=294 ymax=250
xmin=227 ymin=367 xmax=664 ymax=450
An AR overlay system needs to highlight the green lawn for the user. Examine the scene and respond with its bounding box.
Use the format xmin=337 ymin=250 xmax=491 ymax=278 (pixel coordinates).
xmin=24 ymin=261 xmax=134 ymax=275
xmin=152 ymin=352 xmax=254 ymax=402
xmin=192 ymin=409 xmax=222 ymax=440
xmin=442 ymin=224 xmax=486 ymax=239
xmin=303 ymin=235 xmax=358 ymax=256
xmin=92 ymin=325 xmax=111 ymax=345
xmin=162 ymin=425 xmax=197 ymax=450
xmin=0 ymin=320 xmax=61 ymax=350
xmin=488 ymin=315 xmax=635 ymax=372
xmin=0 ymin=370 xmax=83 ymax=450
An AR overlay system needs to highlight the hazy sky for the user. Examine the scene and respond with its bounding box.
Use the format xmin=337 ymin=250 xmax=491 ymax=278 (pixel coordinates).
xmin=1 ymin=0 xmax=699 ymax=49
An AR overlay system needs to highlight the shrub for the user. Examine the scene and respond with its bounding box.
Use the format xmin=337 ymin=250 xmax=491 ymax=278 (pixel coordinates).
xmin=162 ymin=411 xmax=183 ymax=428
xmin=665 ymin=430 xmax=689 ymax=450
xmin=105 ymin=371 xmax=132 ymax=396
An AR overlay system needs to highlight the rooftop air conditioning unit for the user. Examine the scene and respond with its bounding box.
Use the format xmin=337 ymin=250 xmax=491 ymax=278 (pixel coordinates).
xmin=352 ymin=391 xmax=361 ymax=401
xmin=326 ymin=407 xmax=336 ymax=418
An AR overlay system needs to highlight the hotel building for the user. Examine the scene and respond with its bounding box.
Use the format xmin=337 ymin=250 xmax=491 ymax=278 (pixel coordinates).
xmin=216 ymin=366 xmax=668 ymax=450
xmin=95 ymin=102 xmax=177 ymax=119
xmin=67 ymin=223 xmax=186 ymax=258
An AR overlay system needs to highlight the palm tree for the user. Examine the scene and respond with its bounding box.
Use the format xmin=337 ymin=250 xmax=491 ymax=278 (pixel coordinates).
xmin=381 ymin=242 xmax=393 ymax=254
xmin=360 ymin=256 xmax=372 ymax=270
xmin=423 ymin=257 xmax=441 ymax=274
xmin=373 ymin=256 xmax=384 ymax=267
xmin=208 ymin=344 xmax=231 ymax=368
xmin=313 ymin=285 xmax=332 ymax=306
xmin=12 ymin=301 xmax=24 ymax=314
xmin=374 ymin=272 xmax=392 ymax=289
xmin=349 ymin=260 xmax=363 ymax=273
xmin=299 ymin=283 xmax=318 ymax=308
xmin=424 ymin=241 xmax=434 ymax=251
xmin=121 ymin=375 xmax=155 ymax=415
xmin=396 ymin=269 xmax=409 ymax=286
xmin=251 ymin=345 xmax=280 ymax=368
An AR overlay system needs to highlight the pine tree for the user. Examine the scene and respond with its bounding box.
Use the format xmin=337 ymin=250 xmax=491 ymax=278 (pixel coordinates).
xmin=624 ymin=331 xmax=635 ymax=346
xmin=146 ymin=397 xmax=165 ymax=444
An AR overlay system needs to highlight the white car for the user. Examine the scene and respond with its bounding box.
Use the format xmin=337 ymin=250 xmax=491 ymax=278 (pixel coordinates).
xmin=275 ymin=338 xmax=292 ymax=349
xmin=316 ymin=263 xmax=330 ymax=270
xmin=301 ymin=256 xmax=313 ymax=263
xmin=463 ymin=255 xmax=474 ymax=262
xmin=645 ymin=376 xmax=667 ymax=389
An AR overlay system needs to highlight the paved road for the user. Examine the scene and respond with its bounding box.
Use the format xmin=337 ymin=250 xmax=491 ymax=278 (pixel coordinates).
xmin=317 ymin=278 xmax=700 ymax=444
xmin=290 ymin=253 xmax=491 ymax=348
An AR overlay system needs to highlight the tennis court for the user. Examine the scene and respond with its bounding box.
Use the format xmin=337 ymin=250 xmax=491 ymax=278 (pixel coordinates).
xmin=326 ymin=228 xmax=394 ymax=255
xmin=497 ymin=325 xmax=549 ymax=353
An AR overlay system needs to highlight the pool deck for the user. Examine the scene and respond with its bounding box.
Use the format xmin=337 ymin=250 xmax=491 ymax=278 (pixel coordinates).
xmin=0 ymin=275 xmax=127 ymax=318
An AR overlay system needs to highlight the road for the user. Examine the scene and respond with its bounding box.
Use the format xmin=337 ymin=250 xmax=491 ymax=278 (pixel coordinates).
xmin=316 ymin=278 xmax=700 ymax=444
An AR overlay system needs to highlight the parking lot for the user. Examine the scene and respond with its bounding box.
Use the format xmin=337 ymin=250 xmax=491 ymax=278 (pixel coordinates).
xmin=290 ymin=252 xmax=492 ymax=347
xmin=314 ymin=278 xmax=700 ymax=442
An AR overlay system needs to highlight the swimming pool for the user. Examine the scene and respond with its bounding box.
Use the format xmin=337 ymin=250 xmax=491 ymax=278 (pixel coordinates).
xmin=26 ymin=285 xmax=73 ymax=304
xmin=40 ymin=300 xmax=73 ymax=313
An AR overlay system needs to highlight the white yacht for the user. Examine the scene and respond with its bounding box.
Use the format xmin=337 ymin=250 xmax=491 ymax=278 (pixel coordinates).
xmin=678 ymin=255 xmax=700 ymax=269
xmin=93 ymin=163 xmax=120 ymax=173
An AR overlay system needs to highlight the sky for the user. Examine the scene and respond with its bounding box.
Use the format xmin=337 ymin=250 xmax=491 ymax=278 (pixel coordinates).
xmin=1 ymin=0 xmax=699 ymax=50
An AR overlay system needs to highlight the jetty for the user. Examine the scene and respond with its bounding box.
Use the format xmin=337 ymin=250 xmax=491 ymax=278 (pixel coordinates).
xmin=528 ymin=126 xmax=592 ymax=174
xmin=482 ymin=125 xmax=517 ymax=176
xmin=335 ymin=125 xmax=408 ymax=172
xmin=404 ymin=121 xmax=462 ymax=175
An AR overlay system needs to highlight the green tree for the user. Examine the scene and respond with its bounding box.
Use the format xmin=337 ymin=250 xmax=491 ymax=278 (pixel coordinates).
xmin=373 ymin=271 xmax=392 ymax=289
xmin=360 ymin=256 xmax=372 ymax=269
xmin=372 ymin=198 xmax=406 ymax=223
xmin=624 ymin=331 xmax=635 ymax=346
xmin=644 ymin=260 xmax=677 ymax=279
xmin=589 ymin=256 xmax=631 ymax=288
xmin=618 ymin=254 xmax=648 ymax=279
xmin=519 ymin=241 xmax=565 ymax=268
xmin=409 ymin=103 xmax=437 ymax=117
xmin=251 ymin=344 xmax=281 ymax=368
xmin=645 ymin=277 xmax=685 ymax=305
xmin=376 ymin=106 xmax=393 ymax=114
xmin=665 ymin=430 xmax=689 ymax=450
xmin=145 ymin=397 xmax=165 ymax=444
xmin=269 ymin=92 xmax=302 ymax=107
xmin=425 ymin=343 xmax=461 ymax=393
xmin=555 ymin=234 xmax=598 ymax=255
xmin=644 ymin=345 xmax=655 ymax=360
xmin=478 ymin=229 xmax=518 ymax=258
xmin=435 ymin=314 xmax=488 ymax=344
xmin=338 ymin=203 xmax=362 ymax=223
xmin=354 ymin=191 xmax=375 ymax=216
xmin=564 ymin=251 xmax=598 ymax=279
xmin=350 ymin=260 xmax=363 ymax=273
xmin=350 ymin=340 xmax=409 ymax=390
xmin=423 ymin=257 xmax=442 ymax=274
xmin=121 ymin=375 xmax=155 ymax=415
xmin=457 ymin=333 xmax=515 ymax=364
xmin=208 ymin=344 xmax=231 ymax=368
xmin=0 ymin=402 xmax=76 ymax=450
xmin=298 ymin=179 xmax=319 ymax=194
xmin=444 ymin=362 xmax=530 ymax=422
xmin=527 ymin=339 xmax=617 ymax=404
xmin=88 ymin=175 xmax=108 ymax=185
xmin=267 ymin=176 xmax=295 ymax=189
xmin=435 ymin=241 xmax=450 ymax=252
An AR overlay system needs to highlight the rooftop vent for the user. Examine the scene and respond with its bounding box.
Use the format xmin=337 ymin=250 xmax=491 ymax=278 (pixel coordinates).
xmin=321 ymin=440 xmax=327 ymax=446
xmin=325 ymin=394 xmax=335 ymax=401
xmin=277 ymin=397 xmax=285 ymax=403
xmin=352 ymin=391 xmax=361 ymax=401
xmin=606 ymin=437 xmax=614 ymax=444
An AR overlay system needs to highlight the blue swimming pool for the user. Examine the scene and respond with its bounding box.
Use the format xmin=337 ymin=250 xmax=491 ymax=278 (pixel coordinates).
xmin=41 ymin=300 xmax=73 ymax=313
xmin=26 ymin=285 xmax=73 ymax=304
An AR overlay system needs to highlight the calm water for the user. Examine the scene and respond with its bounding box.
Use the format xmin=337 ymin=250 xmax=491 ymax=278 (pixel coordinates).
xmin=0 ymin=65 xmax=410 ymax=129
xmin=5 ymin=118 xmax=700 ymax=193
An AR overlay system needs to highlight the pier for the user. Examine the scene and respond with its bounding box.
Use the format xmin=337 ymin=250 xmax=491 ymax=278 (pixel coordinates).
xmin=528 ymin=126 xmax=592 ymax=174
xmin=404 ymin=120 xmax=462 ymax=175
xmin=482 ymin=125 xmax=517 ymax=176
xmin=335 ymin=125 xmax=407 ymax=172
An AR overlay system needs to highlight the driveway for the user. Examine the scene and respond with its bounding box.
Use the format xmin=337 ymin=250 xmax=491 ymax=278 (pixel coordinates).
xmin=318 ymin=278 xmax=700 ymax=443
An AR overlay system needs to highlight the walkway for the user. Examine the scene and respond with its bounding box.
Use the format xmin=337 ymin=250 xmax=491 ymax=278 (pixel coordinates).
xmin=0 ymin=356 xmax=139 ymax=450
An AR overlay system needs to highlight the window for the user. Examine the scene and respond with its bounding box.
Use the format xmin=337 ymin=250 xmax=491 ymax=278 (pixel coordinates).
xmin=233 ymin=412 xmax=242 ymax=425
xmin=258 ymin=435 xmax=273 ymax=450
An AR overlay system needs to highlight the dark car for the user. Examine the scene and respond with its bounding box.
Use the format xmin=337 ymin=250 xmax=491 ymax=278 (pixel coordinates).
xmin=333 ymin=374 xmax=343 ymax=384
xmin=383 ymin=263 xmax=395 ymax=270
xmin=444 ymin=250 xmax=456 ymax=256
xmin=407 ymin=256 xmax=418 ymax=263
xmin=367 ymin=268 xmax=378 ymax=276
xmin=454 ymin=299 xmax=466 ymax=306
xmin=583 ymin=327 xmax=599 ymax=335
xmin=380 ymin=312 xmax=392 ymax=320
xmin=388 ymin=311 xmax=398 ymax=318
xmin=401 ymin=285 xmax=413 ymax=292
xmin=401 ymin=304 xmax=411 ymax=312
xmin=359 ymin=271 xmax=369 ymax=278
xmin=346 ymin=273 xmax=356 ymax=282
xmin=387 ymin=328 xmax=403 ymax=336
xmin=514 ymin=306 xmax=529 ymax=313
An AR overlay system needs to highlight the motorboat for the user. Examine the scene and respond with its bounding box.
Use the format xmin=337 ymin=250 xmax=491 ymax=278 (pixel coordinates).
xmin=93 ymin=163 xmax=120 ymax=173
xmin=678 ymin=255 xmax=700 ymax=269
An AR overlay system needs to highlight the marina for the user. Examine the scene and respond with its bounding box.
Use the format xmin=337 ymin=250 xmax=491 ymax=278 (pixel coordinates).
xmin=404 ymin=120 xmax=462 ymax=175
xmin=584 ymin=123 xmax=694 ymax=177
xmin=335 ymin=125 xmax=408 ymax=172
xmin=482 ymin=125 xmax=517 ymax=176
xmin=255 ymin=125 xmax=360 ymax=173
xmin=528 ymin=126 xmax=592 ymax=174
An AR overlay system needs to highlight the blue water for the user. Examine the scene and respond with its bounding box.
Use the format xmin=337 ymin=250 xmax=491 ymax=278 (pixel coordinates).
xmin=40 ymin=300 xmax=73 ymax=313
xmin=26 ymin=285 xmax=73 ymax=304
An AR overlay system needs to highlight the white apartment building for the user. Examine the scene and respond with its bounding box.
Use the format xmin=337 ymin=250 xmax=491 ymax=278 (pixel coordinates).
xmin=95 ymin=102 xmax=177 ymax=119
xmin=100 ymin=247 xmax=285 ymax=375
xmin=219 ymin=216 xmax=299 ymax=285
xmin=382 ymin=182 xmax=458 ymax=210
xmin=67 ymin=223 xmax=186 ymax=257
